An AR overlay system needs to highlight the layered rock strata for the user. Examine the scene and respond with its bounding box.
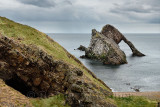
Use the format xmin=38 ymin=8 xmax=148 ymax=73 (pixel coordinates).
xmin=0 ymin=34 xmax=116 ymax=107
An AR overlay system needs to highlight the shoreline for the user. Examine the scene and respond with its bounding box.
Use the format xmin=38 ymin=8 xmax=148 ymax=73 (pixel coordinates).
xmin=113 ymin=91 xmax=160 ymax=101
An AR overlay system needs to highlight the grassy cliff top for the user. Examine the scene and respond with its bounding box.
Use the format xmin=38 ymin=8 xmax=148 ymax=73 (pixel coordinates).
xmin=0 ymin=16 xmax=111 ymax=92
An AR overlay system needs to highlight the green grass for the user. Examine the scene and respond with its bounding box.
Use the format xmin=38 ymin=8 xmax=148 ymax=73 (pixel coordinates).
xmin=31 ymin=94 xmax=70 ymax=107
xmin=109 ymin=96 xmax=157 ymax=107
xmin=0 ymin=17 xmax=70 ymax=62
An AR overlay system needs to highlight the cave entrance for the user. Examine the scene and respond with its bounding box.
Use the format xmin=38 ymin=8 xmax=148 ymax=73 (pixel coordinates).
xmin=5 ymin=74 xmax=38 ymax=98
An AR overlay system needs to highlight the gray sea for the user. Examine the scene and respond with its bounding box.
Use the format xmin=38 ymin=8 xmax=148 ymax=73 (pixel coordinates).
xmin=48 ymin=33 xmax=160 ymax=92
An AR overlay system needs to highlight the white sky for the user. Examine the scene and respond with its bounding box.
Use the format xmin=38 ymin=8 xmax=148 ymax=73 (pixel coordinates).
xmin=0 ymin=0 xmax=160 ymax=33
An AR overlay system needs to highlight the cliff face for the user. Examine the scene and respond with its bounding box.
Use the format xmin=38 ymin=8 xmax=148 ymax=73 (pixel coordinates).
xmin=78 ymin=24 xmax=145 ymax=65
xmin=0 ymin=17 xmax=116 ymax=107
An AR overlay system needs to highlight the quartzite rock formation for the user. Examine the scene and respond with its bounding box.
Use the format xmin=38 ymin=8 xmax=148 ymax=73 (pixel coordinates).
xmin=78 ymin=24 xmax=145 ymax=65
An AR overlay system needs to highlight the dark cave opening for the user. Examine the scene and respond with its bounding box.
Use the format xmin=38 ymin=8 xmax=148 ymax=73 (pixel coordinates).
xmin=5 ymin=74 xmax=38 ymax=98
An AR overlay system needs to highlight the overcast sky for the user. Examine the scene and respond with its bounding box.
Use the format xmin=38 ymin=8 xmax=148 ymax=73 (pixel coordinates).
xmin=0 ymin=0 xmax=160 ymax=33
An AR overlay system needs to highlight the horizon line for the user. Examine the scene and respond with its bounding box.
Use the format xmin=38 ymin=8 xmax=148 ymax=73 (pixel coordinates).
xmin=46 ymin=32 xmax=160 ymax=34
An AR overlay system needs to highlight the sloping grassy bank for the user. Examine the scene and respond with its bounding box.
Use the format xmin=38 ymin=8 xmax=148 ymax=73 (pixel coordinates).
xmin=0 ymin=16 xmax=114 ymax=106
xmin=0 ymin=16 xmax=110 ymax=91
xmin=31 ymin=94 xmax=70 ymax=107
xmin=109 ymin=95 xmax=157 ymax=107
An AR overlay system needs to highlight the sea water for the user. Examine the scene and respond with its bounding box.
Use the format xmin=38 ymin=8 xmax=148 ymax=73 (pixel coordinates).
xmin=48 ymin=33 xmax=160 ymax=92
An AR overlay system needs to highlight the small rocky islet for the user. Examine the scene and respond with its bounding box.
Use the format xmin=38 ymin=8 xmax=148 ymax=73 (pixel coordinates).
xmin=78 ymin=24 xmax=145 ymax=65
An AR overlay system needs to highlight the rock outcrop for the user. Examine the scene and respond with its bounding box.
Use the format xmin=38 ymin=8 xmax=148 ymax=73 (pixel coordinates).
xmin=78 ymin=24 xmax=145 ymax=65
xmin=0 ymin=17 xmax=116 ymax=107
xmin=0 ymin=34 xmax=114 ymax=106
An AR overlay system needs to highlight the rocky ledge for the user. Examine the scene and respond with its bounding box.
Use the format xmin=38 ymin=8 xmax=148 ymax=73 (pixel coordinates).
xmin=78 ymin=24 xmax=145 ymax=65
xmin=0 ymin=34 xmax=115 ymax=107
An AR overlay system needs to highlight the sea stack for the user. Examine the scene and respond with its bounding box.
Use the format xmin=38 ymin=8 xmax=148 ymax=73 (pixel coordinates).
xmin=78 ymin=24 xmax=145 ymax=65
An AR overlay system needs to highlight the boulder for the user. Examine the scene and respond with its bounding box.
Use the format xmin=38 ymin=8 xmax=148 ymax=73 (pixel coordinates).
xmin=77 ymin=45 xmax=87 ymax=51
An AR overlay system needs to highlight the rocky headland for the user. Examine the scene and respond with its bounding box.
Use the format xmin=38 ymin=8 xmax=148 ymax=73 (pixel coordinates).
xmin=0 ymin=17 xmax=116 ymax=107
xmin=78 ymin=24 xmax=145 ymax=65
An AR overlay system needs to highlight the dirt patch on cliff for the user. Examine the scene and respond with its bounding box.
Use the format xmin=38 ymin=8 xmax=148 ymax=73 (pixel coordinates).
xmin=0 ymin=79 xmax=33 ymax=107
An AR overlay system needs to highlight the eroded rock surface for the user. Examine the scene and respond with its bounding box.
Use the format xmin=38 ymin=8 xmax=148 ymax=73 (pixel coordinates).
xmin=0 ymin=34 xmax=116 ymax=107
xmin=78 ymin=24 xmax=145 ymax=65
xmin=101 ymin=25 xmax=145 ymax=56
xmin=79 ymin=29 xmax=127 ymax=65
